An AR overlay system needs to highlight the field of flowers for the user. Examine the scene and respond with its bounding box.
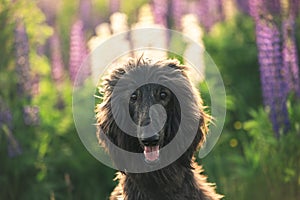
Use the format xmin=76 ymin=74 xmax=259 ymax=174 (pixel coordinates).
xmin=1 ymin=0 xmax=300 ymax=199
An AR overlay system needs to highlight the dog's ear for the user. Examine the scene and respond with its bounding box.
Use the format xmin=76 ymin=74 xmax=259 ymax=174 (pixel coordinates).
xmin=181 ymin=109 xmax=208 ymax=168
xmin=95 ymin=66 xmax=139 ymax=154
xmin=188 ymin=86 xmax=210 ymax=158
xmin=195 ymin=109 xmax=209 ymax=149
xmin=164 ymin=59 xmax=209 ymax=146
xmin=95 ymin=68 xmax=122 ymax=150
xmin=95 ymin=99 xmax=131 ymax=171
xmin=163 ymin=59 xmax=210 ymax=166
xmin=95 ymin=96 xmax=115 ymax=149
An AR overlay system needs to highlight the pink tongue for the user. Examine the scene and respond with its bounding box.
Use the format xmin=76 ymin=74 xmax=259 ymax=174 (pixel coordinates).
xmin=144 ymin=145 xmax=159 ymax=162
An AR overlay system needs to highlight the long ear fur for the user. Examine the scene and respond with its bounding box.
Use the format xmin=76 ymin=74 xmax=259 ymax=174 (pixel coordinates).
xmin=159 ymin=59 xmax=210 ymax=167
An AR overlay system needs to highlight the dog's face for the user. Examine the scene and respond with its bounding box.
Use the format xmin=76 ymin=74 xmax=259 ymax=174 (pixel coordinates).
xmin=96 ymin=58 xmax=208 ymax=169
xmin=129 ymin=83 xmax=179 ymax=163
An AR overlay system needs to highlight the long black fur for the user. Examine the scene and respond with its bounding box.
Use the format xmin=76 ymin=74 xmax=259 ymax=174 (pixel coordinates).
xmin=95 ymin=58 xmax=223 ymax=200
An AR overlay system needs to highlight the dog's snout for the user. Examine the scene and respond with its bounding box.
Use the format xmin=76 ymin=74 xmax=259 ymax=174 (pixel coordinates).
xmin=140 ymin=117 xmax=151 ymax=126
xmin=140 ymin=134 xmax=159 ymax=146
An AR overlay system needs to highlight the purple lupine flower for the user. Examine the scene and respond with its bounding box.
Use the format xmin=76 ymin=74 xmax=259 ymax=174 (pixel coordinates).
xmin=69 ymin=20 xmax=88 ymax=85
xmin=152 ymin=0 xmax=169 ymax=27
xmin=171 ymin=0 xmax=186 ymax=28
xmin=0 ymin=99 xmax=22 ymax=157
xmin=192 ymin=0 xmax=224 ymax=31
xmin=210 ymin=0 xmax=224 ymax=21
xmin=255 ymin=18 xmax=290 ymax=136
xmin=109 ymin=0 xmax=120 ymax=14
xmin=31 ymin=74 xmax=40 ymax=96
xmin=37 ymin=0 xmax=59 ymax=26
xmin=49 ymin=31 xmax=64 ymax=84
xmin=23 ymin=105 xmax=40 ymax=126
xmin=282 ymin=17 xmax=300 ymax=97
xmin=236 ymin=0 xmax=250 ymax=14
xmin=14 ymin=20 xmax=32 ymax=98
xmin=191 ymin=0 xmax=209 ymax=30
xmin=264 ymin=0 xmax=281 ymax=15
xmin=79 ymin=0 xmax=93 ymax=30
xmin=187 ymin=1 xmax=200 ymax=18
xmin=0 ymin=99 xmax=13 ymax=130
xmin=282 ymin=1 xmax=300 ymax=97
xmin=249 ymin=0 xmax=300 ymax=135
xmin=290 ymin=0 xmax=300 ymax=16
xmin=243 ymin=0 xmax=282 ymax=17
xmin=249 ymin=0 xmax=262 ymax=20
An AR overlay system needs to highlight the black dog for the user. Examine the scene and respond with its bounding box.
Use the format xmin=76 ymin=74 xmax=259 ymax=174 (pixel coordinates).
xmin=96 ymin=57 xmax=222 ymax=200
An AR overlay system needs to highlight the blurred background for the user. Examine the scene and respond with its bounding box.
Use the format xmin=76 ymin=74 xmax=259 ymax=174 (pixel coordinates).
xmin=1 ymin=0 xmax=300 ymax=199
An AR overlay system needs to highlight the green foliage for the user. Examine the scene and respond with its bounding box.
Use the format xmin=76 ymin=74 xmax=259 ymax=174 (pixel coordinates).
xmin=241 ymin=99 xmax=300 ymax=200
xmin=0 ymin=0 xmax=15 ymax=99
xmin=200 ymin=14 xmax=300 ymax=200
xmin=201 ymin=18 xmax=261 ymax=193
xmin=204 ymin=14 xmax=262 ymax=114
xmin=12 ymin=0 xmax=53 ymax=48
xmin=0 ymin=1 xmax=115 ymax=199
xmin=56 ymin=0 xmax=79 ymax=65
xmin=200 ymin=13 xmax=261 ymax=197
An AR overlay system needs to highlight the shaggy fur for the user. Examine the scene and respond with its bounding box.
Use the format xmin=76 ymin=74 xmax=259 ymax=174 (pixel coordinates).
xmin=95 ymin=58 xmax=223 ymax=200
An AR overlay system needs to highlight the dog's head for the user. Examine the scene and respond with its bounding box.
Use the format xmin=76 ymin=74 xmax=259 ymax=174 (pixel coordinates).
xmin=96 ymin=58 xmax=209 ymax=168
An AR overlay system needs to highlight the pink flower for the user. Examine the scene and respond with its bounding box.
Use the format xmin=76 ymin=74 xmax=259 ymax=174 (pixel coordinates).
xmin=50 ymin=31 xmax=64 ymax=84
xmin=69 ymin=20 xmax=88 ymax=85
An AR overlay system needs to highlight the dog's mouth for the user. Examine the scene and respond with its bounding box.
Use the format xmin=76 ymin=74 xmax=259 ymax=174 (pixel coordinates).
xmin=143 ymin=145 xmax=160 ymax=163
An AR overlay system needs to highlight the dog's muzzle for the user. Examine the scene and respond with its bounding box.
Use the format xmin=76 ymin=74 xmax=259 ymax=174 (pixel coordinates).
xmin=140 ymin=134 xmax=160 ymax=163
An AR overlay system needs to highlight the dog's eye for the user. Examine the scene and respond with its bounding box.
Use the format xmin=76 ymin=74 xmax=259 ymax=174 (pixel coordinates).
xmin=130 ymin=93 xmax=138 ymax=101
xmin=160 ymin=91 xmax=167 ymax=100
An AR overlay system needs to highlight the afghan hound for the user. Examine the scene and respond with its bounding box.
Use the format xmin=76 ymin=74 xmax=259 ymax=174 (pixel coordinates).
xmin=95 ymin=57 xmax=223 ymax=200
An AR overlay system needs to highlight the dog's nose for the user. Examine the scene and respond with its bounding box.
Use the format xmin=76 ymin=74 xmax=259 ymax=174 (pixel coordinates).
xmin=140 ymin=134 xmax=159 ymax=146
xmin=140 ymin=117 xmax=151 ymax=126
